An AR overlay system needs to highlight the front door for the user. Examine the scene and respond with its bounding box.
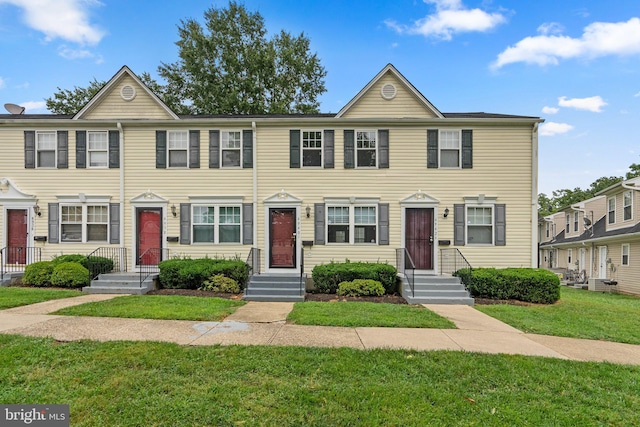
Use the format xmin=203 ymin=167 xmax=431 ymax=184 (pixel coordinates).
xmin=7 ymin=209 xmax=28 ymax=264
xmin=405 ymin=208 xmax=434 ymax=270
xmin=269 ymin=208 xmax=296 ymax=268
xmin=598 ymin=246 xmax=607 ymax=279
xmin=137 ymin=208 xmax=162 ymax=265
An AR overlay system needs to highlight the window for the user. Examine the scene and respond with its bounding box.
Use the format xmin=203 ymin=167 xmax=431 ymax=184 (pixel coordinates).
xmin=608 ymin=198 xmax=616 ymax=224
xmin=356 ymin=131 xmax=376 ymax=167
xmin=439 ymin=130 xmax=460 ymax=168
xmin=168 ymin=131 xmax=188 ymax=167
xmin=624 ymin=191 xmax=632 ymax=221
xmin=327 ymin=205 xmax=377 ymax=244
xmin=545 ymin=222 xmax=550 ymax=238
xmin=221 ymin=131 xmax=241 ymax=167
xmin=467 ymin=206 xmax=493 ymax=244
xmin=302 ymin=131 xmax=322 ymax=167
xmin=574 ymin=211 xmax=579 ymax=232
xmin=61 ymin=205 xmax=108 ymax=243
xmin=622 ymin=244 xmax=630 ymax=266
xmin=354 ymin=206 xmax=376 ymax=244
xmin=36 ymin=131 xmax=56 ymax=167
xmin=566 ymin=214 xmax=570 ymax=233
xmin=88 ymin=131 xmax=108 ymax=167
xmin=327 ymin=206 xmax=350 ymax=243
xmin=192 ymin=205 xmax=241 ymax=244
xmin=568 ymin=249 xmax=573 ymax=265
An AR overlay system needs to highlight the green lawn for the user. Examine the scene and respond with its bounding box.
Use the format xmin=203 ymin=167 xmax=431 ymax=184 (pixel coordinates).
xmin=53 ymin=295 xmax=245 ymax=321
xmin=288 ymin=301 xmax=456 ymax=328
xmin=1 ymin=335 xmax=638 ymax=426
xmin=0 ymin=287 xmax=82 ymax=310
xmin=476 ymin=287 xmax=640 ymax=344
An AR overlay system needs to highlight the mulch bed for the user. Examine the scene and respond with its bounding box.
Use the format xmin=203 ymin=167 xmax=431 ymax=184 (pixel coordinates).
xmin=146 ymin=289 xmax=244 ymax=300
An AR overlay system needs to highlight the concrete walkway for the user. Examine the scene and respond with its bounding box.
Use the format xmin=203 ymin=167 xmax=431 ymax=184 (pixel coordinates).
xmin=1 ymin=296 xmax=640 ymax=365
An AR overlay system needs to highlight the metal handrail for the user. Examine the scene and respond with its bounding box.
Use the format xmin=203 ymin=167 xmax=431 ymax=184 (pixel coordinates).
xmin=1 ymin=246 xmax=42 ymax=280
xmin=299 ymin=248 xmax=305 ymax=297
xmin=138 ymin=248 xmax=167 ymax=288
xmin=86 ymin=247 xmax=128 ymax=281
xmin=245 ymin=248 xmax=261 ymax=295
xmin=396 ymin=248 xmax=416 ymax=298
xmin=440 ymin=248 xmax=473 ymax=288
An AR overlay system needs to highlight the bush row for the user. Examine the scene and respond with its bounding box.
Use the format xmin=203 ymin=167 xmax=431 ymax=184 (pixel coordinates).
xmin=23 ymin=260 xmax=90 ymax=288
xmin=312 ymin=261 xmax=397 ymax=294
xmin=158 ymin=257 xmax=249 ymax=290
xmin=456 ymin=267 xmax=560 ymax=304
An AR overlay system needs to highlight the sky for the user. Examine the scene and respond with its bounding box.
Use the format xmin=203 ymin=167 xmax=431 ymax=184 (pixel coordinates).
xmin=0 ymin=0 xmax=639 ymax=196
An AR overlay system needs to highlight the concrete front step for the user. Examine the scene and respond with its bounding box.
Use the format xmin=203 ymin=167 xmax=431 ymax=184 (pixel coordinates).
xmin=83 ymin=273 xmax=157 ymax=295
xmin=401 ymin=275 xmax=474 ymax=306
xmin=406 ymin=295 xmax=475 ymax=305
xmin=243 ymin=274 xmax=305 ymax=302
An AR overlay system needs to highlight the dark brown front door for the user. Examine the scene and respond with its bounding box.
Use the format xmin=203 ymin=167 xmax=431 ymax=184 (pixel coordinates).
xmin=7 ymin=209 xmax=28 ymax=264
xmin=270 ymin=208 xmax=296 ymax=268
xmin=137 ymin=208 xmax=162 ymax=265
xmin=405 ymin=208 xmax=434 ymax=270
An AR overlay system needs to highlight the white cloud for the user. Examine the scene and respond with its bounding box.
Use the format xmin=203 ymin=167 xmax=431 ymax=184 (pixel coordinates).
xmin=558 ymin=95 xmax=607 ymax=112
xmin=635 ymin=91 xmax=640 ymax=97
xmin=58 ymin=45 xmax=94 ymax=60
xmin=0 ymin=0 xmax=105 ymax=45
xmin=385 ymin=0 xmax=506 ymax=41
xmin=492 ymin=17 xmax=640 ymax=68
xmin=539 ymin=122 xmax=574 ymax=136
xmin=537 ymin=22 xmax=564 ymax=36
xmin=0 ymin=77 xmax=5 ymax=90
xmin=542 ymin=106 xmax=559 ymax=114
xmin=21 ymin=101 xmax=47 ymax=113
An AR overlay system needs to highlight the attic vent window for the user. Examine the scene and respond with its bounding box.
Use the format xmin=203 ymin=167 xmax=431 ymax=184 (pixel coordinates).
xmin=381 ymin=83 xmax=397 ymax=100
xmin=120 ymin=85 xmax=136 ymax=101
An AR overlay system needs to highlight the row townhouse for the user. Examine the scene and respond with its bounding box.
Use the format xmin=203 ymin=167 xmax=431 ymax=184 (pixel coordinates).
xmin=0 ymin=64 xmax=542 ymax=302
xmin=539 ymin=177 xmax=640 ymax=296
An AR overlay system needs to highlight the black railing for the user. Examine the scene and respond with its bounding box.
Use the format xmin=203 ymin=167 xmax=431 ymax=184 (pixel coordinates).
xmin=138 ymin=248 xmax=168 ymax=288
xmin=440 ymin=248 xmax=472 ymax=288
xmin=86 ymin=247 xmax=128 ymax=281
xmin=299 ymin=248 xmax=305 ymax=297
xmin=0 ymin=246 xmax=41 ymax=280
xmin=396 ymin=248 xmax=415 ymax=298
xmin=244 ymin=248 xmax=261 ymax=295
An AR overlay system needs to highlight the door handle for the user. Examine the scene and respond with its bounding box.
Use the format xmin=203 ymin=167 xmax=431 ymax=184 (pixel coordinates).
xmin=429 ymin=236 xmax=433 ymax=245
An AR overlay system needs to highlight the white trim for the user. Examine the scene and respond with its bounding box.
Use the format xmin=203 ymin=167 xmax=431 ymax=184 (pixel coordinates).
xmin=2 ymin=205 xmax=36 ymax=251
xmin=325 ymin=203 xmax=379 ymax=245
xmin=220 ymin=130 xmax=243 ymax=168
xmin=598 ymin=246 xmax=608 ymax=279
xmin=438 ymin=129 xmax=462 ymax=169
xmin=400 ymin=206 xmax=439 ymax=274
xmin=621 ymin=243 xmax=630 ymax=266
xmin=167 ymin=130 xmax=189 ymax=168
xmin=607 ymin=196 xmax=616 ymax=225
xmin=35 ymin=130 xmax=57 ymax=168
xmin=465 ymin=204 xmax=494 ymax=246
xmin=191 ymin=204 xmax=242 ymax=245
xmin=87 ymin=130 xmax=109 ymax=168
xmin=623 ymin=190 xmax=633 ymax=221
xmin=59 ymin=203 xmax=110 ymax=244
xmin=301 ymin=129 xmax=323 ymax=168
xmin=355 ymin=130 xmax=378 ymax=168
xmin=263 ymin=205 xmax=301 ymax=274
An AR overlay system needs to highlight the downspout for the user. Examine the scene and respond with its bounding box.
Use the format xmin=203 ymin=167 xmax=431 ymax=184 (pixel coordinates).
xmin=531 ymin=122 xmax=539 ymax=268
xmin=252 ymin=121 xmax=257 ymax=253
xmin=117 ymin=122 xmax=125 ymax=268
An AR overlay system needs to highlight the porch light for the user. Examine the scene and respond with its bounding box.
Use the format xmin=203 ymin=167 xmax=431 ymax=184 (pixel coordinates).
xmin=171 ymin=204 xmax=177 ymax=217
xmin=33 ymin=204 xmax=41 ymax=217
xmin=443 ymin=207 xmax=449 ymax=218
xmin=305 ymin=204 xmax=311 ymax=218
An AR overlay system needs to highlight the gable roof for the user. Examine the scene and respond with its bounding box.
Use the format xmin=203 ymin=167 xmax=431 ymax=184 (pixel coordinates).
xmin=336 ymin=64 xmax=444 ymax=119
xmin=73 ymin=66 xmax=179 ymax=120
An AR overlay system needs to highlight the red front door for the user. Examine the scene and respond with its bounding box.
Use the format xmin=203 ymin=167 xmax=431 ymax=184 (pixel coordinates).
xmin=405 ymin=208 xmax=434 ymax=270
xmin=270 ymin=209 xmax=296 ymax=268
xmin=7 ymin=209 xmax=28 ymax=264
xmin=137 ymin=208 xmax=162 ymax=265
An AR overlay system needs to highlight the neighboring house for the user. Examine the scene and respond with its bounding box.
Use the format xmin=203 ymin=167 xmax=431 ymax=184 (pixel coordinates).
xmin=0 ymin=64 xmax=542 ymax=298
xmin=539 ymin=177 xmax=640 ymax=296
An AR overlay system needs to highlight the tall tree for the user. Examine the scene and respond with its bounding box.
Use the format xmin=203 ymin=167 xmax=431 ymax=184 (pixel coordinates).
xmin=45 ymin=78 xmax=105 ymax=115
xmin=157 ymin=1 xmax=326 ymax=114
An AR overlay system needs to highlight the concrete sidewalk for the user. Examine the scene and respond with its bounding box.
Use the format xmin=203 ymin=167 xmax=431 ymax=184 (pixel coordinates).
xmin=1 ymin=296 xmax=640 ymax=365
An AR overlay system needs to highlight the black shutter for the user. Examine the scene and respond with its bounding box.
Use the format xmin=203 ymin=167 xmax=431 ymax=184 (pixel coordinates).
xmin=24 ymin=131 xmax=35 ymax=169
xmin=427 ymin=129 xmax=438 ymax=168
xmin=189 ymin=130 xmax=200 ymax=168
xmin=109 ymin=130 xmax=120 ymax=168
xmin=48 ymin=203 xmax=59 ymax=244
xmin=242 ymin=203 xmax=253 ymax=244
xmin=290 ymin=130 xmax=300 ymax=168
xmin=344 ymin=130 xmax=355 ymax=169
xmin=378 ymin=130 xmax=389 ymax=169
xmin=462 ymin=129 xmax=473 ymax=169
xmin=242 ymin=130 xmax=253 ymax=168
xmin=495 ymin=204 xmax=506 ymax=246
xmin=323 ymin=130 xmax=334 ymax=168
xmin=75 ymin=131 xmax=87 ymax=168
xmin=454 ymin=204 xmax=465 ymax=246
xmin=109 ymin=203 xmax=120 ymax=244
xmin=156 ymin=131 xmax=167 ymax=168
xmin=314 ymin=203 xmax=325 ymax=245
xmin=57 ymin=131 xmax=68 ymax=169
xmin=180 ymin=203 xmax=191 ymax=244
xmin=378 ymin=203 xmax=389 ymax=245
xmin=209 ymin=130 xmax=220 ymax=168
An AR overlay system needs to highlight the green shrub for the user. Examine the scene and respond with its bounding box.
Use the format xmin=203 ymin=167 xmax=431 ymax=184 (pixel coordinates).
xmin=50 ymin=262 xmax=90 ymax=288
xmin=86 ymin=256 xmax=114 ymax=276
xmin=159 ymin=257 xmax=249 ymax=290
xmin=52 ymin=254 xmax=88 ymax=267
xmin=337 ymin=279 xmax=385 ymax=297
xmin=460 ymin=267 xmax=560 ymax=304
xmin=312 ymin=261 xmax=397 ymax=294
xmin=199 ymin=274 xmax=241 ymax=293
xmin=22 ymin=261 xmax=55 ymax=287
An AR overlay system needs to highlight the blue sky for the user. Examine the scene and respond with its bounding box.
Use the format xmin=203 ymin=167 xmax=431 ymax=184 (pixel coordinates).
xmin=1 ymin=0 xmax=639 ymax=196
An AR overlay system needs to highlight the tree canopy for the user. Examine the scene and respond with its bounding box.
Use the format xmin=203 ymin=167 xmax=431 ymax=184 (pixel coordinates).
xmin=45 ymin=2 xmax=326 ymax=115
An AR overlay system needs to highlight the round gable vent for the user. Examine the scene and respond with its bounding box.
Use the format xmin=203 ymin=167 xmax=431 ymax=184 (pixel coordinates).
xmin=120 ymin=85 xmax=136 ymax=101
xmin=381 ymin=83 xmax=397 ymax=100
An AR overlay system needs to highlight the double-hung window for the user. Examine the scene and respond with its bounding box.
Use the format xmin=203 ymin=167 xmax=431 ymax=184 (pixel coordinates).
xmin=574 ymin=212 xmax=579 ymax=233
xmin=60 ymin=204 xmax=108 ymax=243
xmin=168 ymin=131 xmax=188 ymax=167
xmin=622 ymin=244 xmax=630 ymax=266
xmin=623 ymin=191 xmax=633 ymax=221
xmin=302 ymin=131 xmax=322 ymax=167
xmin=327 ymin=205 xmax=377 ymax=244
xmin=566 ymin=214 xmax=570 ymax=233
xmin=88 ymin=131 xmax=108 ymax=167
xmin=36 ymin=131 xmax=56 ymax=168
xmin=327 ymin=207 xmax=350 ymax=243
xmin=221 ymin=131 xmax=241 ymax=167
xmin=439 ymin=130 xmax=461 ymax=168
xmin=568 ymin=249 xmax=573 ymax=265
xmin=192 ymin=205 xmax=241 ymax=244
xmin=356 ymin=131 xmax=376 ymax=167
xmin=354 ymin=206 xmax=376 ymax=243
xmin=61 ymin=205 xmax=82 ymax=242
xmin=87 ymin=206 xmax=108 ymax=241
xmin=608 ymin=198 xmax=616 ymax=224
xmin=467 ymin=206 xmax=493 ymax=244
